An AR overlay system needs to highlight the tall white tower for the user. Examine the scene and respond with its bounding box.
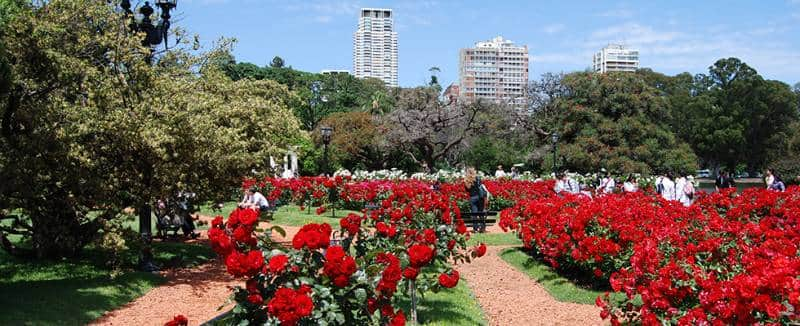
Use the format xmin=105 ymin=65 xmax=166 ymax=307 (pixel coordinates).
xmin=353 ymin=8 xmax=398 ymax=87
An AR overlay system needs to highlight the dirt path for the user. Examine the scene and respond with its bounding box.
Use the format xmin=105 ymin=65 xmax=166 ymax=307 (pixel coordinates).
xmin=91 ymin=216 xmax=300 ymax=326
xmin=93 ymin=215 xmax=601 ymax=325
xmin=459 ymin=244 xmax=604 ymax=326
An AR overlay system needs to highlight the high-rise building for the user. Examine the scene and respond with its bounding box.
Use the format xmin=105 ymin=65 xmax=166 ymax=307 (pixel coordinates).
xmin=353 ymin=8 xmax=398 ymax=87
xmin=459 ymin=36 xmax=529 ymax=106
xmin=593 ymin=44 xmax=639 ymax=73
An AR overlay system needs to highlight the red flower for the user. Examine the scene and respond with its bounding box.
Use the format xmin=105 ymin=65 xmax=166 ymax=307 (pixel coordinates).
xmin=474 ymin=243 xmax=487 ymax=257
xmin=247 ymin=293 xmax=263 ymax=305
xmin=225 ymin=250 xmax=264 ymax=278
xmin=376 ymin=222 xmax=397 ymax=238
xmin=376 ymin=253 xmax=402 ymax=297
xmin=211 ymin=216 xmax=224 ymax=229
xmin=267 ymin=254 xmax=289 ymax=275
xmin=292 ymin=223 xmax=332 ymax=250
xmin=315 ymin=206 xmax=327 ymax=215
xmin=267 ymin=286 xmax=314 ymax=326
xmin=407 ymin=244 xmax=434 ymax=268
xmin=340 ymin=213 xmax=362 ymax=235
xmin=164 ymin=315 xmax=188 ymax=326
xmin=447 ymin=239 xmax=456 ymax=250
xmin=323 ymin=246 xmax=357 ymax=287
xmin=438 ymin=270 xmax=459 ymax=288
xmin=208 ymin=228 xmax=233 ymax=257
xmin=389 ymin=309 xmax=406 ymax=326
xmin=402 ymin=267 xmax=419 ymax=280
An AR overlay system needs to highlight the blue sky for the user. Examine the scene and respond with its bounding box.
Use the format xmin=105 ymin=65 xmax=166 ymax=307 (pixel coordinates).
xmin=175 ymin=0 xmax=800 ymax=87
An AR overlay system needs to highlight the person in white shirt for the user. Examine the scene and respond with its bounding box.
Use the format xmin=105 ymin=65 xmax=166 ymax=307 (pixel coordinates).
xmin=554 ymin=172 xmax=580 ymax=195
xmin=596 ymin=171 xmax=616 ymax=194
xmin=623 ymin=175 xmax=638 ymax=192
xmin=678 ymin=175 xmax=696 ymax=206
xmin=765 ymin=168 xmax=775 ymax=189
xmin=660 ymin=172 xmax=677 ymax=201
xmin=494 ymin=165 xmax=507 ymax=178
xmin=239 ymin=188 xmax=270 ymax=211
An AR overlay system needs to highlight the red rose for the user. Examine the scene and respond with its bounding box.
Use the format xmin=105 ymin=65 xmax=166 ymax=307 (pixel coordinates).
xmin=268 ymin=254 xmax=289 ymax=275
xmin=315 ymin=206 xmax=327 ymax=215
xmin=211 ymin=216 xmax=224 ymax=229
xmin=422 ymin=228 xmax=437 ymax=244
xmin=247 ymin=293 xmax=263 ymax=305
xmin=402 ymin=267 xmax=419 ymax=280
xmin=438 ymin=270 xmax=459 ymax=288
xmin=267 ymin=286 xmax=314 ymax=326
xmin=233 ymin=225 xmax=256 ymax=246
xmin=340 ymin=213 xmax=362 ymax=235
xmin=389 ymin=309 xmax=406 ymax=326
xmin=455 ymin=221 xmax=467 ymax=234
xmin=376 ymin=222 xmax=397 ymax=238
xmin=225 ymin=250 xmax=264 ymax=278
xmin=407 ymin=244 xmax=434 ymax=268
xmin=447 ymin=239 xmax=456 ymax=250
xmin=208 ymin=228 xmax=233 ymax=257
xmin=323 ymin=246 xmax=357 ymax=287
xmin=376 ymin=253 xmax=402 ymax=297
xmin=292 ymin=223 xmax=332 ymax=250
xmin=474 ymin=243 xmax=487 ymax=257
xmin=164 ymin=315 xmax=188 ymax=326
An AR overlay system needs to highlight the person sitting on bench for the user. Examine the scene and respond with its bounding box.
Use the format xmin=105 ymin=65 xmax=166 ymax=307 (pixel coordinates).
xmin=239 ymin=187 xmax=269 ymax=212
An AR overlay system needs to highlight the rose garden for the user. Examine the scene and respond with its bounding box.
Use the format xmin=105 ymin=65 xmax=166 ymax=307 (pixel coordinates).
xmin=2 ymin=1 xmax=800 ymax=325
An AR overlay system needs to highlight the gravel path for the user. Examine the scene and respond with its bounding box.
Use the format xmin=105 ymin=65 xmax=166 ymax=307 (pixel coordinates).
xmin=92 ymin=215 xmax=602 ymax=325
xmin=91 ymin=216 xmax=300 ymax=326
xmin=459 ymin=245 xmax=604 ymax=326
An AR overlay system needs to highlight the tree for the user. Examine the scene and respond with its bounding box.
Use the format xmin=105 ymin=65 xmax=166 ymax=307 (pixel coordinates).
xmin=381 ymin=87 xmax=492 ymax=169
xmin=270 ymin=55 xmax=285 ymax=68
xmin=551 ymin=72 xmax=698 ymax=174
xmin=428 ymin=66 xmax=440 ymax=89
xmin=0 ymin=1 xmax=305 ymax=258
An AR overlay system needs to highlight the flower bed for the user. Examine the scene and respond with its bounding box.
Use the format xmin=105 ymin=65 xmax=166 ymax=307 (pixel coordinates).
xmin=500 ymin=187 xmax=800 ymax=324
xmin=207 ymin=178 xmax=499 ymax=325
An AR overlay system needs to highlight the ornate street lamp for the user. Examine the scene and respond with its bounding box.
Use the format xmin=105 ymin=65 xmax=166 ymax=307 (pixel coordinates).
xmin=551 ymin=132 xmax=559 ymax=173
xmin=119 ymin=0 xmax=178 ymax=272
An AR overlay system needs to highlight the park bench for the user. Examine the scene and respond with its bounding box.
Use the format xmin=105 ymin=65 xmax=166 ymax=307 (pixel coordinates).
xmin=461 ymin=210 xmax=498 ymax=228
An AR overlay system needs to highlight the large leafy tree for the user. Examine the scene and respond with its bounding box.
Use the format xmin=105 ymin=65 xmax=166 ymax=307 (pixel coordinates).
xmin=0 ymin=0 xmax=304 ymax=258
xmin=552 ymin=72 xmax=698 ymax=174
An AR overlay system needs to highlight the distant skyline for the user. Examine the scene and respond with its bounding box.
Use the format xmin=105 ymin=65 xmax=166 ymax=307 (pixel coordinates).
xmin=178 ymin=0 xmax=800 ymax=87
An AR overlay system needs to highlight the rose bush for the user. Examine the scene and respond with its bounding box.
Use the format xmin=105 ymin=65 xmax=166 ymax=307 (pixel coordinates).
xmin=209 ymin=177 xmax=495 ymax=325
xmin=500 ymin=187 xmax=800 ymax=325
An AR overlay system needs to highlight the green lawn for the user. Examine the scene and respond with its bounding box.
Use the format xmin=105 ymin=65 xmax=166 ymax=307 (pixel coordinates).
xmin=397 ymin=281 xmax=487 ymax=326
xmin=268 ymin=205 xmax=361 ymax=227
xmin=499 ymin=247 xmax=624 ymax=305
xmin=467 ymin=232 xmax=522 ymax=246
xmin=0 ymin=232 xmax=214 ymax=325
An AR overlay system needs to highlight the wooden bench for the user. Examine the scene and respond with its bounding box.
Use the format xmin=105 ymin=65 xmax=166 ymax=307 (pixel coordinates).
xmin=461 ymin=211 xmax=498 ymax=227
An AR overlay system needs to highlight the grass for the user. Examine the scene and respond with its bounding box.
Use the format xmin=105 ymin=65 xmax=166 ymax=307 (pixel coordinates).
xmin=268 ymin=205 xmax=361 ymax=227
xmin=0 ymin=248 xmax=164 ymax=325
xmin=499 ymin=247 xmax=625 ymax=305
xmin=467 ymin=232 xmax=522 ymax=246
xmin=397 ymin=280 xmax=487 ymax=326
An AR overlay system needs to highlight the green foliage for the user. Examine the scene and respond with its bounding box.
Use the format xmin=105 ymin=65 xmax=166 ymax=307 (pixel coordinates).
xmin=552 ymin=72 xmax=698 ymax=174
xmin=0 ymin=0 xmax=305 ymax=258
xmin=397 ymin=280 xmax=487 ymax=325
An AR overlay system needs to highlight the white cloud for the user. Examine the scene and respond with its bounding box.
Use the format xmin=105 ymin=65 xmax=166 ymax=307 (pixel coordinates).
xmin=542 ymin=23 xmax=565 ymax=35
xmin=590 ymin=22 xmax=681 ymax=46
xmin=596 ymin=8 xmax=634 ymax=18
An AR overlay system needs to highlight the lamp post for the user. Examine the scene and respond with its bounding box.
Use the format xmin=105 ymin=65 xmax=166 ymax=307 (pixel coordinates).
xmin=120 ymin=0 xmax=178 ymax=272
xmin=320 ymin=126 xmax=335 ymax=217
xmin=551 ymin=132 xmax=559 ymax=173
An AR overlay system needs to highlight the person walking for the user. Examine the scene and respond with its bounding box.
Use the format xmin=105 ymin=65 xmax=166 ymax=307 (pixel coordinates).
xmin=677 ymin=175 xmax=696 ymax=206
xmin=464 ymin=167 xmax=488 ymax=233
xmin=659 ymin=172 xmax=677 ymax=201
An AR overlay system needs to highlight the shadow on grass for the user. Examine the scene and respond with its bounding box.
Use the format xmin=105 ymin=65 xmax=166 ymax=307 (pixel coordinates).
xmin=397 ymin=282 xmax=487 ymax=326
xmin=0 ymin=270 xmax=162 ymax=325
xmin=499 ymin=247 xmax=625 ymax=305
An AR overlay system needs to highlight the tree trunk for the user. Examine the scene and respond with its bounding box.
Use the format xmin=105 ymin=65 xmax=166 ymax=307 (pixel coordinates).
xmin=29 ymin=209 xmax=99 ymax=259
